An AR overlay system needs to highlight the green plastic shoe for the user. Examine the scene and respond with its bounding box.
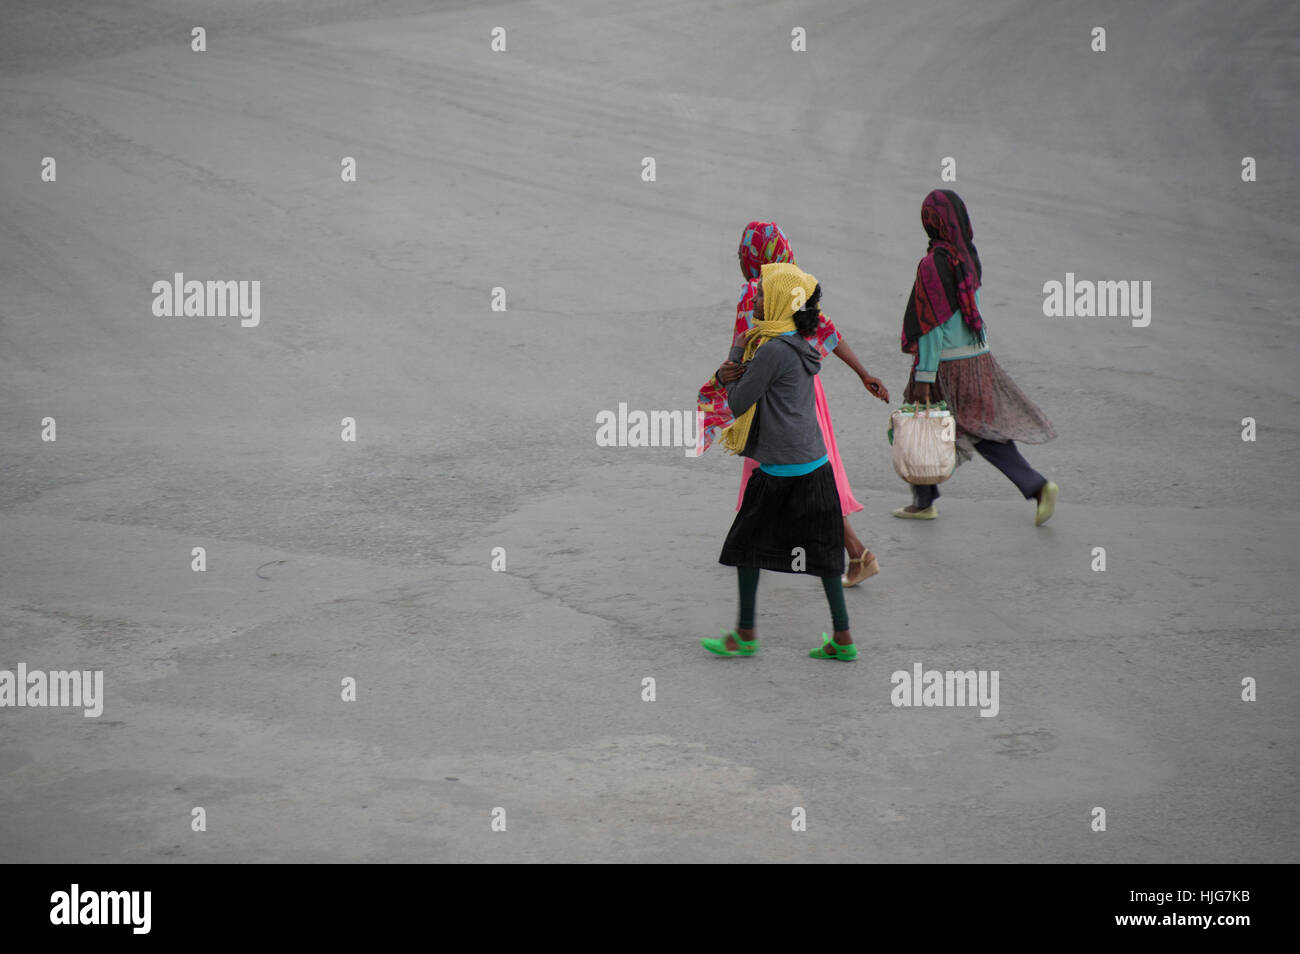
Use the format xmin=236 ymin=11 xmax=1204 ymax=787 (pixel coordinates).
xmin=892 ymin=505 xmax=938 ymax=520
xmin=809 ymin=633 xmax=857 ymax=661
xmin=1035 ymin=481 xmax=1059 ymax=526
xmin=701 ymin=629 xmax=758 ymax=657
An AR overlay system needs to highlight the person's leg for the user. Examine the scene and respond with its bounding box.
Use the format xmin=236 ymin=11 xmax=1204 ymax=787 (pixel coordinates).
xmin=822 ymin=574 xmax=852 ymax=646
xmin=899 ymin=481 xmax=940 ymax=513
xmin=973 ymin=439 xmax=1046 ymax=499
xmin=842 ymin=516 xmax=880 ymax=585
xmin=917 ymin=482 xmax=940 ymax=508
xmin=842 ymin=517 xmax=869 ymax=561
xmin=725 ymin=565 xmax=761 ymax=651
xmin=809 ymin=575 xmax=855 ymax=658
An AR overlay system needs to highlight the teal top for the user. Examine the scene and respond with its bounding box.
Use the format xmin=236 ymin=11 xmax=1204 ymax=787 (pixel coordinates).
xmin=761 ymin=454 xmax=829 ymax=477
xmin=914 ymin=290 xmax=988 ymax=383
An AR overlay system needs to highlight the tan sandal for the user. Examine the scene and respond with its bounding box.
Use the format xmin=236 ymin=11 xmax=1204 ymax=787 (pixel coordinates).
xmin=842 ymin=550 xmax=880 ymax=587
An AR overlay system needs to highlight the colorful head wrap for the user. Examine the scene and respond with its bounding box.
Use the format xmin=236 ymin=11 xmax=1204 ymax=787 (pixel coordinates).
xmin=738 ymin=221 xmax=795 ymax=281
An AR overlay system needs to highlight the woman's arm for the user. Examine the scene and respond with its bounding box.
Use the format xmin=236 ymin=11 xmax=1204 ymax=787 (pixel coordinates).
xmin=832 ymin=338 xmax=890 ymax=402
xmin=913 ymin=326 xmax=940 ymax=383
xmin=907 ymin=326 xmax=942 ymax=403
xmin=724 ymin=346 xmax=781 ymax=418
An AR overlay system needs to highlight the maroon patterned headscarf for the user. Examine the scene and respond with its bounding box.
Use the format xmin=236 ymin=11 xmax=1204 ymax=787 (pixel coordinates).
xmin=901 ymin=190 xmax=984 ymax=356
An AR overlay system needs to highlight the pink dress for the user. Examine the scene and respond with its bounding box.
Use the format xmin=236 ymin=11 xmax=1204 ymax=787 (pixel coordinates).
xmin=695 ymin=280 xmax=863 ymax=516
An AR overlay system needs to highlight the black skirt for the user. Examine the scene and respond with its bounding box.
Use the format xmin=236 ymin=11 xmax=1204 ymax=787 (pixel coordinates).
xmin=719 ymin=462 xmax=845 ymax=576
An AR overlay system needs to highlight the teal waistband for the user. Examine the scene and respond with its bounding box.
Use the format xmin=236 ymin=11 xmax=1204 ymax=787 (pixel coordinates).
xmin=760 ymin=455 xmax=829 ymax=477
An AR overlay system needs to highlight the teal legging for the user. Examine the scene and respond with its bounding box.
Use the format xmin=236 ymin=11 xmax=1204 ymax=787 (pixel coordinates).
xmin=737 ymin=567 xmax=850 ymax=632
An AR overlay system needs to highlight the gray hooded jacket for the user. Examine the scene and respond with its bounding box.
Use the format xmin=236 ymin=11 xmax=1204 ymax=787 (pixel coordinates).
xmin=723 ymin=334 xmax=827 ymax=466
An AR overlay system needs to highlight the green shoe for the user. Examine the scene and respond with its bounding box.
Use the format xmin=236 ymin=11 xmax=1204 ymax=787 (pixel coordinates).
xmin=1035 ymin=481 xmax=1058 ymax=526
xmin=892 ymin=505 xmax=937 ymax=520
xmin=701 ymin=629 xmax=758 ymax=657
xmin=809 ymin=633 xmax=857 ymax=661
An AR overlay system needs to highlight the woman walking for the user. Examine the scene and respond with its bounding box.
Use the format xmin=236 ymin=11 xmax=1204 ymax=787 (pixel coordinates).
xmin=697 ymin=221 xmax=890 ymax=586
xmin=895 ymin=190 xmax=1059 ymax=523
xmin=701 ymin=263 xmax=857 ymax=661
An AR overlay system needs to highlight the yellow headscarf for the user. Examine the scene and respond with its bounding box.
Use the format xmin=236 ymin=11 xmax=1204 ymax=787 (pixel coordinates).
xmin=720 ymin=262 xmax=820 ymax=455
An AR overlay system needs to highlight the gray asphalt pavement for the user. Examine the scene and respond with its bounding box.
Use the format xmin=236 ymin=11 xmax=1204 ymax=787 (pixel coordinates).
xmin=1 ymin=0 xmax=1297 ymax=862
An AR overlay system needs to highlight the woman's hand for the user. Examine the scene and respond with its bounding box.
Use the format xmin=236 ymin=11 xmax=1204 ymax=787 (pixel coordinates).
xmin=833 ymin=341 xmax=890 ymax=402
xmin=717 ymin=360 xmax=746 ymax=384
xmin=862 ymin=374 xmax=890 ymax=403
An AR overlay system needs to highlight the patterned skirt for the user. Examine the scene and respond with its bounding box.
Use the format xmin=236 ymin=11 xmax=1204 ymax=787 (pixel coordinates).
xmin=906 ymin=351 xmax=1056 ymax=461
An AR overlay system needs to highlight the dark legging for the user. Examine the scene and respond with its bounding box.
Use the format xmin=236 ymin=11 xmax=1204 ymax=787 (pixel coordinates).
xmin=913 ymin=438 xmax=1047 ymax=509
xmin=737 ymin=565 xmax=849 ymax=632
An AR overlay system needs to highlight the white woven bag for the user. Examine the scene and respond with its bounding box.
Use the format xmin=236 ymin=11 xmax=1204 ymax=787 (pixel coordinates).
xmin=890 ymin=404 xmax=956 ymax=485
